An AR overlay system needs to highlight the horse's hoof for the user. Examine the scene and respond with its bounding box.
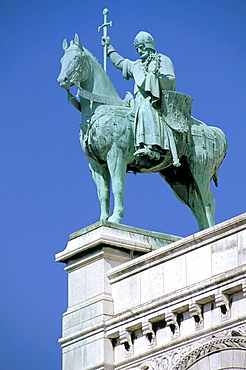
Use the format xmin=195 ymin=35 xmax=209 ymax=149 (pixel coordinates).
xmin=108 ymin=215 xmax=122 ymax=224
xmin=100 ymin=215 xmax=110 ymax=221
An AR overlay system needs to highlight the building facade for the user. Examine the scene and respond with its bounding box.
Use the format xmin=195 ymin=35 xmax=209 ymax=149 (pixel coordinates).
xmin=56 ymin=213 xmax=246 ymax=370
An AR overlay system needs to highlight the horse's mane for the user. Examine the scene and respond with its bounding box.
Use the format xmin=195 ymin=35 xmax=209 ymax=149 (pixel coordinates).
xmin=83 ymin=46 xmax=121 ymax=99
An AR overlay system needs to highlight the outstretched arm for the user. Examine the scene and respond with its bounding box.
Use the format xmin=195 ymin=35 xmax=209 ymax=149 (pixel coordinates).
xmin=101 ymin=36 xmax=125 ymax=71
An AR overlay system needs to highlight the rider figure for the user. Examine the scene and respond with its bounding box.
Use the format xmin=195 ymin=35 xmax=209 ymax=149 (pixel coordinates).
xmin=102 ymin=31 xmax=181 ymax=166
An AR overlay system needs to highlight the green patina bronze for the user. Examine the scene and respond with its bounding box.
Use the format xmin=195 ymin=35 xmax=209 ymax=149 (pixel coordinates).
xmin=57 ymin=32 xmax=227 ymax=230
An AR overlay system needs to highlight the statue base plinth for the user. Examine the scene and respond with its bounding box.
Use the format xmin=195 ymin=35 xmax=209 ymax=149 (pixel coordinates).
xmin=55 ymin=221 xmax=180 ymax=370
xmin=56 ymin=220 xmax=181 ymax=263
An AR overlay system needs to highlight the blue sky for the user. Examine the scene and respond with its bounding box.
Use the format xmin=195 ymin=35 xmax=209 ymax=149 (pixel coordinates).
xmin=0 ymin=1 xmax=245 ymax=369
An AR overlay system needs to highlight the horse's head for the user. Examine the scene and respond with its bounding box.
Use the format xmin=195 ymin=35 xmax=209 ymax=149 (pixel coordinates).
xmin=57 ymin=34 xmax=91 ymax=90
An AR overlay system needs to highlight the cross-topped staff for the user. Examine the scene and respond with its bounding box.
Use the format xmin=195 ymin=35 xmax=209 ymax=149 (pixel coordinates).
xmin=98 ymin=8 xmax=112 ymax=73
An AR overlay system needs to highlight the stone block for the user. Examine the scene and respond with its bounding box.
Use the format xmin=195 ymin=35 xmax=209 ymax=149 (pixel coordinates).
xmin=202 ymin=301 xmax=214 ymax=329
xmin=221 ymin=348 xmax=234 ymax=367
xmin=163 ymin=254 xmax=186 ymax=294
xmin=186 ymin=244 xmax=211 ymax=286
xmin=209 ymin=351 xmax=222 ymax=370
xmin=191 ymin=355 xmax=210 ymax=369
xmin=230 ymin=290 xmax=244 ymax=319
xmin=180 ymin=310 xmax=193 ymax=336
xmin=67 ymin=267 xmax=86 ymax=306
xmin=140 ymin=263 xmax=164 ymax=303
xmin=238 ymin=229 xmax=246 ymax=265
xmin=112 ymin=273 xmax=141 ymax=314
xmin=232 ymin=349 xmax=246 ymax=367
xmin=211 ymin=233 xmax=239 ymax=275
xmin=154 ymin=324 xmax=170 ymax=346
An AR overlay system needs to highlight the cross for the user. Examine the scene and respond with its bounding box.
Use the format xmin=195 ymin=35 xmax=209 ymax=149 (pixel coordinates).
xmin=98 ymin=8 xmax=112 ymax=73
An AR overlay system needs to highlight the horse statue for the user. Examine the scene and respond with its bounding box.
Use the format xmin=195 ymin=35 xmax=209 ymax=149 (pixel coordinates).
xmin=57 ymin=34 xmax=227 ymax=231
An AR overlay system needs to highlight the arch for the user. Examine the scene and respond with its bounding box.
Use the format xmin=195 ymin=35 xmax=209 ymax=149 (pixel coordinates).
xmin=173 ymin=337 xmax=246 ymax=370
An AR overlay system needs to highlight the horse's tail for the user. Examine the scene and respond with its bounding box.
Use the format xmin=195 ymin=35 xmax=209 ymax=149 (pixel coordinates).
xmin=210 ymin=126 xmax=228 ymax=187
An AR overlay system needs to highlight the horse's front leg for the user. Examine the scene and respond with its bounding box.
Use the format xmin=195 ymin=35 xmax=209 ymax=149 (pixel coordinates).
xmin=106 ymin=150 xmax=127 ymax=224
xmin=89 ymin=161 xmax=110 ymax=221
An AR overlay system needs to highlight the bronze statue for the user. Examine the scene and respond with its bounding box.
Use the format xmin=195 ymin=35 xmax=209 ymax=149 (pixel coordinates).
xmin=57 ymin=33 xmax=227 ymax=230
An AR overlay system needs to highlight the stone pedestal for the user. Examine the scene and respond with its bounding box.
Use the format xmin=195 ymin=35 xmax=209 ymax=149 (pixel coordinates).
xmin=56 ymin=221 xmax=180 ymax=370
xmin=56 ymin=214 xmax=246 ymax=370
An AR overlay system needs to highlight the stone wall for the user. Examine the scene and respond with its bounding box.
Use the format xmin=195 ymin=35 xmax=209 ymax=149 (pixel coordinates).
xmin=56 ymin=213 xmax=246 ymax=370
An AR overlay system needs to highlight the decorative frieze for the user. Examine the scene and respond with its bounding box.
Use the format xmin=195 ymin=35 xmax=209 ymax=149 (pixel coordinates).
xmin=128 ymin=327 xmax=246 ymax=370
xmin=173 ymin=336 xmax=246 ymax=370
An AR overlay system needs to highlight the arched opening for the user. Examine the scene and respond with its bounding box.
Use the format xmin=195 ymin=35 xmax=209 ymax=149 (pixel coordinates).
xmin=173 ymin=337 xmax=246 ymax=370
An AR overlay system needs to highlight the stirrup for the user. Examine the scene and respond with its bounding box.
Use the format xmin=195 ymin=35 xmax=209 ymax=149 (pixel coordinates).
xmin=134 ymin=148 xmax=146 ymax=156
xmin=134 ymin=147 xmax=160 ymax=160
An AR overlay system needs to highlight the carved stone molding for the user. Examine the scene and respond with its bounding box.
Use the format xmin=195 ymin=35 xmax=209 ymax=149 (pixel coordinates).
xmin=129 ymin=325 xmax=246 ymax=370
xmin=172 ymin=336 xmax=246 ymax=370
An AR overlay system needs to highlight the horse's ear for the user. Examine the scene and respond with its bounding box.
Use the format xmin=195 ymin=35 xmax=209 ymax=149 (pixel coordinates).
xmin=74 ymin=33 xmax=83 ymax=50
xmin=62 ymin=38 xmax=68 ymax=51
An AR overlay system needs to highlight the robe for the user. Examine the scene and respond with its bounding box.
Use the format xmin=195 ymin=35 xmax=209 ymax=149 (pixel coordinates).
xmin=121 ymin=55 xmax=176 ymax=149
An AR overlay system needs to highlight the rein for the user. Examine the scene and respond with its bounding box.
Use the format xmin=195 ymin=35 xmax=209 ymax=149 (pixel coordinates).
xmin=64 ymin=45 xmax=125 ymax=106
xmin=72 ymin=84 xmax=125 ymax=106
xmin=69 ymin=53 xmax=125 ymax=106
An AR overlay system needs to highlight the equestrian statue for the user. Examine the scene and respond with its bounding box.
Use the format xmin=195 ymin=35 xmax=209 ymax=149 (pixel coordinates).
xmin=57 ymin=29 xmax=227 ymax=231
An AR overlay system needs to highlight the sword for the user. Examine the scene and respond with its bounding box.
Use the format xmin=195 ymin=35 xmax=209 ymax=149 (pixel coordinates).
xmin=98 ymin=8 xmax=112 ymax=73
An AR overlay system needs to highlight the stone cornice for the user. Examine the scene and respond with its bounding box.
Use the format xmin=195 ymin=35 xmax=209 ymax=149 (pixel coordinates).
xmin=56 ymin=221 xmax=181 ymax=263
xmin=108 ymin=213 xmax=246 ymax=283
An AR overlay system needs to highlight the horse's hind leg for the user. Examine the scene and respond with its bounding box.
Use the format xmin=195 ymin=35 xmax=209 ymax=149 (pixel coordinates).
xmin=107 ymin=153 xmax=127 ymax=224
xmin=194 ymin=177 xmax=215 ymax=228
xmin=89 ymin=161 xmax=110 ymax=221
xmin=159 ymin=157 xmax=212 ymax=230
xmin=187 ymin=184 xmax=214 ymax=230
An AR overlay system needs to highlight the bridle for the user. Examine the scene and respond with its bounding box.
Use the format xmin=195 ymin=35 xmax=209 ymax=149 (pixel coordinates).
xmin=65 ymin=48 xmax=125 ymax=107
